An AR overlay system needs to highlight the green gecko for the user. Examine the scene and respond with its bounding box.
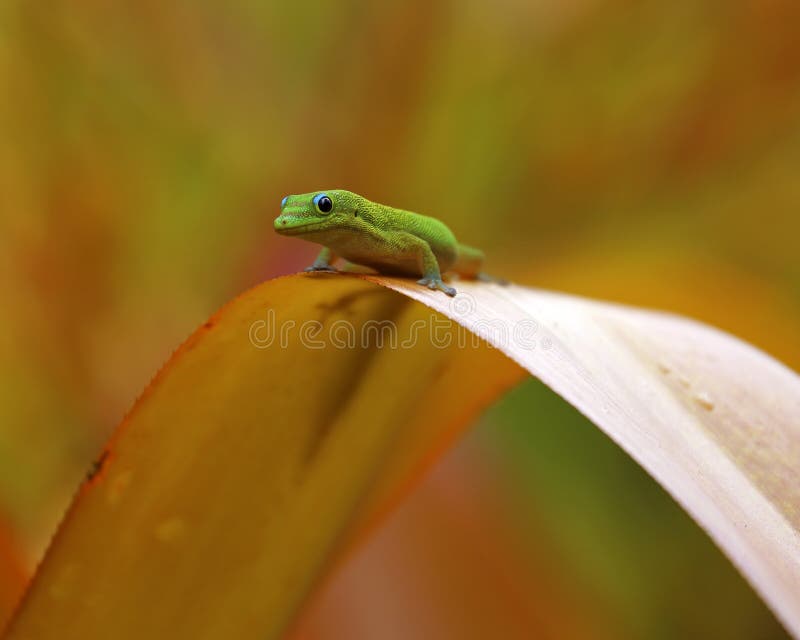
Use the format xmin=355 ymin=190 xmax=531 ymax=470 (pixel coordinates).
xmin=274 ymin=189 xmax=486 ymax=297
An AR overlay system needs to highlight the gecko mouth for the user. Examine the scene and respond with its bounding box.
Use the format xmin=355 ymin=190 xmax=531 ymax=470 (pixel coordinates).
xmin=274 ymin=220 xmax=327 ymax=236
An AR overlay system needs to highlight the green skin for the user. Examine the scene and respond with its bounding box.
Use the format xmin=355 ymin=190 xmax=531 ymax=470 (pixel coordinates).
xmin=274 ymin=190 xmax=485 ymax=296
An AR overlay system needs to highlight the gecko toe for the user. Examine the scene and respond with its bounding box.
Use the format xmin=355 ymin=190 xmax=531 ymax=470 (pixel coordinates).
xmin=417 ymin=277 xmax=457 ymax=297
xmin=476 ymin=272 xmax=508 ymax=285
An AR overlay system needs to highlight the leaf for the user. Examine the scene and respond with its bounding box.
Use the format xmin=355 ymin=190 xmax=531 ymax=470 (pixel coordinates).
xmin=4 ymin=273 xmax=800 ymax=639
xmin=0 ymin=519 xmax=27 ymax=632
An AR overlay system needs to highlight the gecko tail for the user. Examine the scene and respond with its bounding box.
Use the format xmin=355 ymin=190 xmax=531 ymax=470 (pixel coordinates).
xmin=450 ymin=244 xmax=485 ymax=279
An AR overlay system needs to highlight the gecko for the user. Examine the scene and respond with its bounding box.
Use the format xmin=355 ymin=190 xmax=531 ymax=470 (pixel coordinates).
xmin=274 ymin=189 xmax=487 ymax=297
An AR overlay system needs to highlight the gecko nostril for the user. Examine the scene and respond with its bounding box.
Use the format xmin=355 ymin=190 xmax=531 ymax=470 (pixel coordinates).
xmin=281 ymin=220 xmax=286 ymax=225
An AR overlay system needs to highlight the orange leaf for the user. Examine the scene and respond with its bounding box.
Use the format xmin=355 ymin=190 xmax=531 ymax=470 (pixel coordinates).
xmin=4 ymin=273 xmax=799 ymax=639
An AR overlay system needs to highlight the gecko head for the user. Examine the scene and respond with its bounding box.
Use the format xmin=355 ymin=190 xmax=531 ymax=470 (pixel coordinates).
xmin=274 ymin=190 xmax=363 ymax=236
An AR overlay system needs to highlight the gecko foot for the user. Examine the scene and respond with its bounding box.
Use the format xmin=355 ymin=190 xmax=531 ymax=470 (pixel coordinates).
xmin=304 ymin=264 xmax=338 ymax=273
xmin=476 ymin=272 xmax=509 ymax=285
xmin=417 ymin=277 xmax=457 ymax=297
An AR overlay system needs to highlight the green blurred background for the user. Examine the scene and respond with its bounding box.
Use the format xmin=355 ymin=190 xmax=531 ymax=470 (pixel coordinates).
xmin=1 ymin=0 xmax=798 ymax=637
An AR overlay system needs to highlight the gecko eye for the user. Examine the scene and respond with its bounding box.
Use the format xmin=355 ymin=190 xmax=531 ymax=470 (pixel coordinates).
xmin=313 ymin=193 xmax=333 ymax=214
xmin=281 ymin=196 xmax=288 ymax=209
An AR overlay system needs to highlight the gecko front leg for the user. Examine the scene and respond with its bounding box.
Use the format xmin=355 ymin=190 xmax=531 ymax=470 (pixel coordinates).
xmin=304 ymin=247 xmax=338 ymax=273
xmin=395 ymin=232 xmax=457 ymax=297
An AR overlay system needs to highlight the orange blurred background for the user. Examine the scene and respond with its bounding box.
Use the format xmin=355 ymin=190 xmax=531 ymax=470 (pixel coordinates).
xmin=1 ymin=0 xmax=798 ymax=637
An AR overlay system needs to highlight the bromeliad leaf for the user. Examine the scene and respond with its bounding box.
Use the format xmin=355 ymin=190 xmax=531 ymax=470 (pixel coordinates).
xmin=4 ymin=273 xmax=799 ymax=639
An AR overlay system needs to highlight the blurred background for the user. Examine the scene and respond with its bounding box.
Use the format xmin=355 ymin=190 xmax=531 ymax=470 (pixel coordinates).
xmin=1 ymin=0 xmax=799 ymax=637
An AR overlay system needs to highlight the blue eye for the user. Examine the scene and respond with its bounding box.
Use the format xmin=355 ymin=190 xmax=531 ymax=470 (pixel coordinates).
xmin=313 ymin=193 xmax=333 ymax=213
xmin=281 ymin=196 xmax=288 ymax=209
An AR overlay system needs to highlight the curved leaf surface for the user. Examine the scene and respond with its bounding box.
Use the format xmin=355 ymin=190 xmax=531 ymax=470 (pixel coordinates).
xmin=5 ymin=273 xmax=799 ymax=639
